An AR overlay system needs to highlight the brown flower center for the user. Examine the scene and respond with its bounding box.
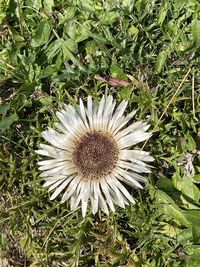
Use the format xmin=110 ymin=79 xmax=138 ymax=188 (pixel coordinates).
xmin=72 ymin=132 xmax=119 ymax=180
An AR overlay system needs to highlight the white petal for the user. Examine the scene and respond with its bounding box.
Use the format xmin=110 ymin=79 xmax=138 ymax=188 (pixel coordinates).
xmin=37 ymin=144 xmax=67 ymax=158
xmin=43 ymin=175 xmax=66 ymax=183
xmin=102 ymin=96 xmax=116 ymax=128
xmin=107 ymin=100 xmax=128 ymax=132
xmin=38 ymin=158 xmax=67 ymax=166
xmin=38 ymin=160 xmax=69 ymax=171
xmin=114 ymin=122 xmax=149 ymax=141
xmin=71 ymin=181 xmax=85 ymax=210
xmin=61 ymin=175 xmax=81 ymax=203
xmin=85 ymin=96 xmax=94 ymax=130
xmin=118 ymin=131 xmax=151 ymax=148
xmin=40 ymin=166 xmax=75 ymax=177
xmin=105 ymin=175 xmax=126 ymax=208
xmin=95 ymin=96 xmax=105 ymax=130
xmin=118 ymin=160 xmax=151 ymax=173
xmin=56 ymin=111 xmax=80 ymax=138
xmin=100 ymin=179 xmax=115 ymax=212
xmin=112 ymin=109 xmax=137 ymax=135
xmin=81 ymin=182 xmax=91 ymax=217
xmin=103 ymin=95 xmax=114 ymax=117
xmin=120 ymin=150 xmax=154 ymax=162
xmin=43 ymin=176 xmax=65 ymax=187
xmin=48 ymin=178 xmax=66 ymax=191
xmin=50 ymin=178 xmax=72 ymax=200
xmin=42 ymin=128 xmax=66 ymax=149
xmin=78 ymin=98 xmax=90 ymax=130
xmin=98 ymin=192 xmax=109 ymax=214
xmin=91 ymin=180 xmax=99 ymax=214
xmin=109 ymin=173 xmax=135 ymax=203
xmin=115 ymin=167 xmax=145 ymax=188
xmin=94 ymin=180 xmax=109 ymax=214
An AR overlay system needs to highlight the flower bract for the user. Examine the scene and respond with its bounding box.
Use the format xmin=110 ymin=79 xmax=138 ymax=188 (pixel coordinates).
xmin=36 ymin=95 xmax=154 ymax=217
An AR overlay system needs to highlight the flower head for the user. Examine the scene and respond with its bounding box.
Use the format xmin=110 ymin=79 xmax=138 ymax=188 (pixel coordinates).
xmin=36 ymin=95 xmax=153 ymax=217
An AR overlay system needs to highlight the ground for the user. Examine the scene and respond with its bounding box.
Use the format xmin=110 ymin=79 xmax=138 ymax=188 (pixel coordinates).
xmin=0 ymin=0 xmax=200 ymax=266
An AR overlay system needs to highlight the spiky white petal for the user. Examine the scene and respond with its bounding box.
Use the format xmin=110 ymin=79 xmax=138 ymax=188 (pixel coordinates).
xmin=36 ymin=95 xmax=153 ymax=217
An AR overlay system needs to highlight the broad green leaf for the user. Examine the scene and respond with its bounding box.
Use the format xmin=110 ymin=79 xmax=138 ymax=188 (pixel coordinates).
xmin=38 ymin=65 xmax=58 ymax=79
xmin=182 ymin=210 xmax=200 ymax=225
xmin=192 ymin=224 xmax=200 ymax=243
xmin=172 ymin=172 xmax=182 ymax=191
xmin=177 ymin=228 xmax=193 ymax=243
xmin=119 ymin=86 xmax=133 ymax=100
xmin=192 ymin=20 xmax=200 ymax=46
xmin=101 ymin=12 xmax=119 ymax=25
xmin=74 ymin=26 xmax=90 ymax=43
xmin=181 ymin=195 xmax=200 ymax=210
xmin=9 ymin=27 xmax=24 ymax=42
xmin=46 ymin=39 xmax=61 ymax=60
xmin=156 ymin=50 xmax=168 ymax=73
xmin=157 ymin=177 xmax=175 ymax=191
xmin=149 ymin=186 xmax=190 ymax=226
xmin=0 ymin=12 xmax=6 ymax=24
xmin=43 ymin=0 xmax=54 ymax=12
xmin=158 ymin=2 xmax=168 ymax=25
xmin=185 ymin=132 xmax=196 ymax=150
xmin=0 ymin=103 xmax=10 ymax=115
xmin=162 ymin=223 xmax=181 ymax=237
xmin=110 ymin=65 xmax=127 ymax=80
xmin=181 ymin=176 xmax=200 ymax=202
xmin=185 ymin=245 xmax=200 ymax=267
xmin=129 ymin=25 xmax=139 ymax=38
xmin=177 ymin=41 xmax=194 ymax=51
xmin=31 ymin=21 xmax=51 ymax=47
xmin=173 ymin=0 xmax=188 ymax=11
xmin=61 ymin=39 xmax=86 ymax=71
xmin=193 ymin=174 xmax=200 ymax=183
xmin=63 ymin=38 xmax=78 ymax=54
xmin=85 ymin=40 xmax=98 ymax=55
xmin=31 ymin=0 xmax=42 ymax=9
xmin=63 ymin=6 xmax=77 ymax=20
xmin=0 ymin=112 xmax=18 ymax=131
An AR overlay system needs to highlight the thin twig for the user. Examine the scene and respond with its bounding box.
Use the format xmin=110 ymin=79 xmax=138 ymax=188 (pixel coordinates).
xmin=0 ymin=59 xmax=15 ymax=70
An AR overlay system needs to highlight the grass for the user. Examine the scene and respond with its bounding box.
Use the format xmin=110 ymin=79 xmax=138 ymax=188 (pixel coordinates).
xmin=0 ymin=0 xmax=200 ymax=266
